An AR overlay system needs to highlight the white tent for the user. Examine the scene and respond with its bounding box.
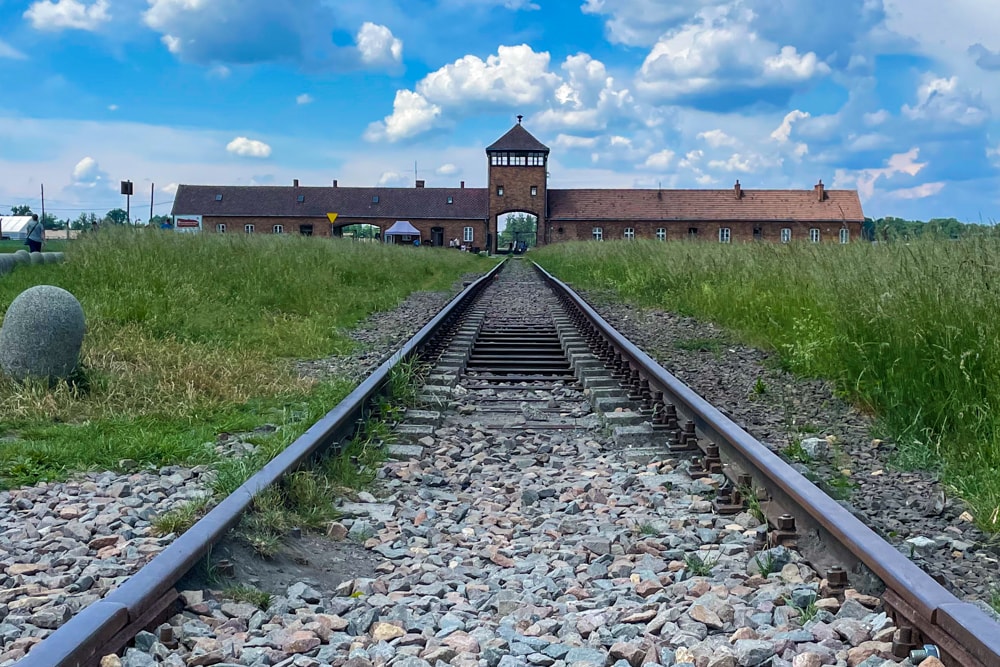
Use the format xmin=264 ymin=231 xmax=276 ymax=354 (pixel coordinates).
xmin=382 ymin=220 xmax=421 ymax=243
xmin=0 ymin=216 xmax=38 ymax=242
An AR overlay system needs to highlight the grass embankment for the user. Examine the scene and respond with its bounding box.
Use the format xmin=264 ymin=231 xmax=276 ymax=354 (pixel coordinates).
xmin=535 ymin=238 xmax=1000 ymax=533
xmin=0 ymin=229 xmax=488 ymax=489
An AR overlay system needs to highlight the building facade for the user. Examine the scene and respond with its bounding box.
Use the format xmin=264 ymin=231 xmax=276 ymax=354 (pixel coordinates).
xmin=172 ymin=121 xmax=865 ymax=249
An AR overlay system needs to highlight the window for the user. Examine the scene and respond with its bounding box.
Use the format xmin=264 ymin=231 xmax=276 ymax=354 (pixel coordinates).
xmin=719 ymin=227 xmax=731 ymax=243
xmin=216 ymin=223 xmax=226 ymax=233
xmin=463 ymin=226 xmax=474 ymax=243
xmin=624 ymin=227 xmax=635 ymax=240
xmin=530 ymin=186 xmax=538 ymax=196
xmin=244 ymin=224 xmax=254 ymax=234
xmin=688 ymin=227 xmax=699 ymax=238
xmin=296 ymin=195 xmax=304 ymax=203
xmin=753 ymin=227 xmax=763 ymax=241
xmin=656 ymin=228 xmax=666 ymax=241
xmin=497 ymin=185 xmax=504 ymax=196
xmin=592 ymin=227 xmax=603 ymax=241
xmin=447 ymin=196 xmax=454 ymax=204
xmin=273 ymin=225 xmax=284 ymax=234
xmin=810 ymin=228 xmax=820 ymax=243
xmin=839 ymin=228 xmax=850 ymax=244
xmin=780 ymin=228 xmax=791 ymax=243
xmin=215 ymin=194 xmax=223 ymax=201
xmin=528 ymin=152 xmax=546 ymax=166
xmin=372 ymin=195 xmax=379 ymax=204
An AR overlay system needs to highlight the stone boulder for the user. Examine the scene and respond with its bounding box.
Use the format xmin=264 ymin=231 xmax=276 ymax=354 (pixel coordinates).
xmin=29 ymin=252 xmax=44 ymax=265
xmin=0 ymin=285 xmax=86 ymax=383
xmin=0 ymin=254 xmax=15 ymax=275
xmin=13 ymin=249 xmax=30 ymax=265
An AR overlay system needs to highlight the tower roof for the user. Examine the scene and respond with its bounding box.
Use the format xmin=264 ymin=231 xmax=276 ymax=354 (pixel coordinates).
xmin=486 ymin=122 xmax=549 ymax=153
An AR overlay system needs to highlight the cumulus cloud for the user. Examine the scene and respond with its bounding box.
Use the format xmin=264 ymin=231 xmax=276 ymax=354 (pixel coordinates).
xmin=888 ymin=182 xmax=945 ymax=200
xmin=296 ymin=93 xmax=314 ymax=105
xmin=901 ymin=75 xmax=989 ymax=126
xmin=697 ymin=129 xmax=738 ymax=148
xmin=642 ymin=149 xmax=675 ymax=169
xmin=863 ymin=110 xmax=889 ymax=126
xmin=378 ymin=171 xmax=408 ymax=186
xmin=833 ymin=147 xmax=927 ymax=199
xmin=553 ymin=134 xmax=600 ymax=150
xmin=581 ymin=0 xmax=703 ymax=47
xmin=366 ymin=45 xmax=558 ymax=142
xmin=532 ymin=54 xmax=633 ymax=132
xmin=635 ymin=6 xmax=830 ymax=105
xmin=226 ymin=137 xmax=272 ymax=158
xmin=356 ymin=22 xmax=403 ymax=68
xmin=707 ymin=152 xmax=782 ymax=173
xmin=770 ymin=110 xmax=809 ymax=143
xmin=71 ymin=156 xmax=109 ymax=187
xmin=161 ymin=183 xmax=179 ymax=195
xmin=436 ymin=163 xmax=459 ymax=176
xmin=0 ymin=40 xmax=27 ymax=59
xmin=24 ymin=0 xmax=110 ymax=31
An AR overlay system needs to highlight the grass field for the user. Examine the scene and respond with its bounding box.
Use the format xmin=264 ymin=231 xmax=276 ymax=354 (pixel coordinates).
xmin=0 ymin=229 xmax=490 ymax=488
xmin=0 ymin=238 xmax=71 ymax=253
xmin=534 ymin=238 xmax=1000 ymax=533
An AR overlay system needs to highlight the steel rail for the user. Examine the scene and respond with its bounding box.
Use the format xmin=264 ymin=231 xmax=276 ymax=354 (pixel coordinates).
xmin=535 ymin=262 xmax=1000 ymax=667
xmin=17 ymin=261 xmax=505 ymax=667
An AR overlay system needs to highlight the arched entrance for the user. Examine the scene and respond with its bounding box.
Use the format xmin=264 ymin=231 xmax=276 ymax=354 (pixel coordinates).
xmin=337 ymin=223 xmax=381 ymax=241
xmin=497 ymin=211 xmax=537 ymax=253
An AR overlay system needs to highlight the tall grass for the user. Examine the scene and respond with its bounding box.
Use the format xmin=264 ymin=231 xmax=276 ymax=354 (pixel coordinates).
xmin=0 ymin=228 xmax=488 ymax=486
xmin=535 ymin=238 xmax=1000 ymax=532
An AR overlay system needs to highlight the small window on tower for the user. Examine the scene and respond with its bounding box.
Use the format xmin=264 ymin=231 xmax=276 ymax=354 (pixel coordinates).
xmin=497 ymin=185 xmax=504 ymax=196
xmin=530 ymin=186 xmax=538 ymax=196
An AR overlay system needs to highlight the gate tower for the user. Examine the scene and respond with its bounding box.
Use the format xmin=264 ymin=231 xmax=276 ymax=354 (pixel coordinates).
xmin=486 ymin=116 xmax=549 ymax=251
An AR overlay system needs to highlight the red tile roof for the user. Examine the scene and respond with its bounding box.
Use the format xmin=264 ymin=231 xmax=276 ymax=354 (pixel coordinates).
xmin=547 ymin=188 xmax=864 ymax=223
xmin=172 ymin=185 xmax=488 ymax=220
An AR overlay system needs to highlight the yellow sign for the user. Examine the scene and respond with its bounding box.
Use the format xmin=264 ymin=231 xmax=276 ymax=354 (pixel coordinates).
xmin=326 ymin=213 xmax=339 ymax=224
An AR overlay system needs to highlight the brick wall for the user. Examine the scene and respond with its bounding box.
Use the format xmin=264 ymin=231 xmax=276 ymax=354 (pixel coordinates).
xmin=488 ymin=164 xmax=547 ymax=250
xmin=203 ymin=216 xmax=331 ymax=236
xmin=551 ymin=220 xmax=863 ymax=243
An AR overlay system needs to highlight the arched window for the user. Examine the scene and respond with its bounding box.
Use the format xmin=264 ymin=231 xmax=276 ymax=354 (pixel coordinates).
xmin=273 ymin=225 xmax=284 ymax=234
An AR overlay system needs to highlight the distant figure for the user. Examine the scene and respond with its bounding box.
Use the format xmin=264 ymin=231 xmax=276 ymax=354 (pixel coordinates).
xmin=25 ymin=214 xmax=44 ymax=253
xmin=91 ymin=220 xmax=98 ymax=233
xmin=413 ymin=238 xmax=420 ymax=246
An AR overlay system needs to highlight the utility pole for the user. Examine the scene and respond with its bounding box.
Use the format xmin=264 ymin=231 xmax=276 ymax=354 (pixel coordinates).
xmin=150 ymin=182 xmax=155 ymax=226
xmin=121 ymin=180 xmax=133 ymax=226
xmin=40 ymin=184 xmax=46 ymax=244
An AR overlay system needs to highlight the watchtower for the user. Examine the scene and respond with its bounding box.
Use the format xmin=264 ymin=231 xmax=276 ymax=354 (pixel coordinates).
xmin=486 ymin=116 xmax=549 ymax=250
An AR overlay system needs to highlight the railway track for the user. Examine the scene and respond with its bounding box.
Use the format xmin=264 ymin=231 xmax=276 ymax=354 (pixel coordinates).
xmin=13 ymin=258 xmax=1000 ymax=667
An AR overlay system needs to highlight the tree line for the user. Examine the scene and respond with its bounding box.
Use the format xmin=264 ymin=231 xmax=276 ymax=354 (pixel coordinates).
xmin=6 ymin=205 xmax=171 ymax=230
xmin=866 ymin=216 xmax=1000 ymax=241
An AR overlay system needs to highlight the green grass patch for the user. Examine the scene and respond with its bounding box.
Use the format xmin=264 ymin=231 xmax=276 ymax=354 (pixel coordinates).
xmin=0 ymin=239 xmax=71 ymax=253
xmin=535 ymin=238 xmax=1000 ymax=533
xmin=0 ymin=228 xmax=490 ymax=487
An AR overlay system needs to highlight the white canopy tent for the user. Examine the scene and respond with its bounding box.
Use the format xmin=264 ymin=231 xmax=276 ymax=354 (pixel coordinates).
xmin=0 ymin=216 xmax=38 ymax=241
xmin=382 ymin=220 xmax=421 ymax=244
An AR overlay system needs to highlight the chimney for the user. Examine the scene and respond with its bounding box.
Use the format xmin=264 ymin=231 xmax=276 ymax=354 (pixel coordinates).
xmin=460 ymin=181 xmax=465 ymax=189
xmin=332 ymin=179 xmax=338 ymax=187
xmin=415 ymin=180 xmax=425 ymax=188
xmin=734 ymin=180 xmax=742 ymax=199
xmin=293 ymin=179 xmax=299 ymax=188
xmin=815 ymin=179 xmax=825 ymax=202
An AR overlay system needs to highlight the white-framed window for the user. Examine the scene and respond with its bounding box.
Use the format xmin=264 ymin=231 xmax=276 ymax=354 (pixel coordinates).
xmin=624 ymin=227 xmax=635 ymax=240
xmin=719 ymin=227 xmax=731 ymax=243
xmin=497 ymin=186 xmax=504 ymax=196
xmin=656 ymin=228 xmax=666 ymax=241
xmin=780 ymin=228 xmax=791 ymax=243
xmin=273 ymin=225 xmax=284 ymax=234
xmin=810 ymin=228 xmax=820 ymax=243
xmin=592 ymin=227 xmax=603 ymax=241
xmin=839 ymin=228 xmax=850 ymax=244
xmin=530 ymin=185 xmax=538 ymax=196
xmin=463 ymin=226 xmax=474 ymax=243
xmin=244 ymin=224 xmax=254 ymax=234
xmin=216 ymin=223 xmax=226 ymax=233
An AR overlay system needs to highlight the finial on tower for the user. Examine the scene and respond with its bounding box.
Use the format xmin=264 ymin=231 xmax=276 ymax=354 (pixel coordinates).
xmin=517 ymin=114 xmax=523 ymax=125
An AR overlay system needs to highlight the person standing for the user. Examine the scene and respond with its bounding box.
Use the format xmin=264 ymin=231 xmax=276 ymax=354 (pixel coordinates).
xmin=25 ymin=214 xmax=44 ymax=253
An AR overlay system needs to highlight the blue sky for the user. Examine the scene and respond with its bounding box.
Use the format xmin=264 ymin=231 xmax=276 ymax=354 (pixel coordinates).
xmin=1 ymin=0 xmax=998 ymax=223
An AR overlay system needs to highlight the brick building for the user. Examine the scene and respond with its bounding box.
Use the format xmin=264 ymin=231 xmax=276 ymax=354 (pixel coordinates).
xmin=172 ymin=120 xmax=864 ymax=249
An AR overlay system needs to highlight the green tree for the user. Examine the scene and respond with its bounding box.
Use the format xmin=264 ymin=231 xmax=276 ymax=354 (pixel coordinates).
xmin=41 ymin=213 xmax=63 ymax=230
xmin=497 ymin=212 xmax=538 ymax=249
xmin=11 ymin=205 xmax=32 ymax=216
xmin=150 ymin=214 xmax=172 ymax=228
xmin=104 ymin=208 xmax=129 ymax=225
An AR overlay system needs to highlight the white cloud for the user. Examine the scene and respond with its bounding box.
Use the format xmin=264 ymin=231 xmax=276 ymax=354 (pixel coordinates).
xmin=863 ymin=110 xmax=889 ymax=126
xmin=697 ymin=129 xmax=737 ymax=148
xmin=888 ymin=182 xmax=945 ymax=200
xmin=436 ymin=163 xmax=458 ymax=176
xmin=107 ymin=104 xmax=118 ymax=111
xmin=24 ymin=0 xmax=110 ymax=31
xmin=377 ymin=170 xmax=408 ymax=186
xmin=208 ymin=65 xmax=231 ymax=79
xmin=707 ymin=152 xmax=782 ymax=173
xmin=532 ymin=53 xmax=633 ymax=132
xmin=553 ymin=134 xmax=600 ymax=150
xmin=367 ymin=45 xmax=558 ymax=142
xmin=581 ymin=0 xmax=704 ymax=47
xmin=678 ymin=149 xmax=703 ymax=168
xmin=162 ymin=183 xmax=179 ymax=195
xmin=356 ymin=22 xmax=403 ymax=67
xmin=296 ymin=93 xmax=314 ymax=105
xmin=0 ymin=40 xmax=27 ymax=60
xmin=71 ymin=156 xmax=108 ymax=187
xmin=901 ymin=75 xmax=989 ymax=126
xmin=636 ymin=6 xmax=830 ymax=102
xmin=642 ymin=149 xmax=675 ymax=169
xmin=226 ymin=137 xmax=272 ymax=158
xmin=833 ymin=147 xmax=927 ymax=199
xmin=770 ymin=110 xmax=809 ymax=143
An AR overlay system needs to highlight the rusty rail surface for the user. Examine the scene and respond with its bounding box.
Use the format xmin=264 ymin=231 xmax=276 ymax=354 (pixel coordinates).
xmin=17 ymin=261 xmax=505 ymax=667
xmin=536 ymin=262 xmax=1000 ymax=667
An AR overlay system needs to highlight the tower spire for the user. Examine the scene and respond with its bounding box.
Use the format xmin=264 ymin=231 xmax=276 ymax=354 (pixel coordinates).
xmin=517 ymin=114 xmax=523 ymax=125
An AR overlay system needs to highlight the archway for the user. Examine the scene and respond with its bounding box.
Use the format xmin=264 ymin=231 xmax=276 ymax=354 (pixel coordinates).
xmin=497 ymin=211 xmax=537 ymax=254
xmin=338 ymin=223 xmax=381 ymax=242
